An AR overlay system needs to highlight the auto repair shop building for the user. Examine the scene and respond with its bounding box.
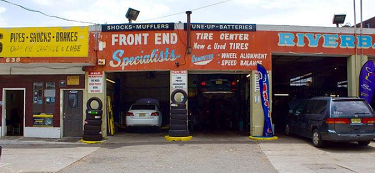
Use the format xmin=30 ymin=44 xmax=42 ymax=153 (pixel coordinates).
xmin=1 ymin=23 xmax=375 ymax=138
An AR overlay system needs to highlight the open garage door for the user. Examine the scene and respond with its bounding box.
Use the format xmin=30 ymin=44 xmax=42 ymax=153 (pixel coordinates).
xmin=106 ymin=71 xmax=170 ymax=134
xmin=272 ymin=55 xmax=348 ymax=133
xmin=187 ymin=72 xmax=251 ymax=136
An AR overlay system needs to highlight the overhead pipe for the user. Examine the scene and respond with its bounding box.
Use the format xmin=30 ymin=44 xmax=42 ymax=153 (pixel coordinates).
xmin=186 ymin=11 xmax=192 ymax=54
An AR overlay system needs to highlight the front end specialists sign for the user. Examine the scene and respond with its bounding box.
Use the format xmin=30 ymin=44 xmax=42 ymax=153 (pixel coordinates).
xmin=359 ymin=60 xmax=375 ymax=104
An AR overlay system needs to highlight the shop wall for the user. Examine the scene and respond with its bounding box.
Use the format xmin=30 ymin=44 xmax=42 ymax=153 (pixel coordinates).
xmin=88 ymin=24 xmax=375 ymax=73
xmin=0 ymin=75 xmax=85 ymax=127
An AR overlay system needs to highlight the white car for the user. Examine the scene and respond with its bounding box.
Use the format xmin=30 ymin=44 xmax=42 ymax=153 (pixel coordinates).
xmin=126 ymin=99 xmax=162 ymax=127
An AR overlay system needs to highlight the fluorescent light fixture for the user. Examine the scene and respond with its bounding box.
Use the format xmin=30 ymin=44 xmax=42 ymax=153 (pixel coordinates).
xmin=106 ymin=78 xmax=115 ymax=84
xmin=274 ymin=94 xmax=289 ymax=97
xmin=246 ymin=74 xmax=250 ymax=78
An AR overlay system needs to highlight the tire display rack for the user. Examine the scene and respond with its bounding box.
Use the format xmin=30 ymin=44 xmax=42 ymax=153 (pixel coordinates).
xmin=83 ymin=97 xmax=103 ymax=141
xmin=169 ymin=89 xmax=190 ymax=137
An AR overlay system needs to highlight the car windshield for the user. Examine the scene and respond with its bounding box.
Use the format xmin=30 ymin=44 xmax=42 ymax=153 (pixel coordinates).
xmin=331 ymin=100 xmax=373 ymax=118
xmin=131 ymin=105 xmax=156 ymax=110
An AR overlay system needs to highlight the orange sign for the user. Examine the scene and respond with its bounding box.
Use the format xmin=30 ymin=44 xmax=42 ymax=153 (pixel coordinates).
xmin=92 ymin=29 xmax=375 ymax=72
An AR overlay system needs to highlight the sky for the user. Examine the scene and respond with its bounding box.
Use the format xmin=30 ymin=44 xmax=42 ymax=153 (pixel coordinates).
xmin=0 ymin=0 xmax=374 ymax=27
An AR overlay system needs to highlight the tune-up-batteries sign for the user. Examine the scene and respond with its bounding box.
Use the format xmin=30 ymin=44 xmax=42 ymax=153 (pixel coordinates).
xmin=0 ymin=26 xmax=88 ymax=57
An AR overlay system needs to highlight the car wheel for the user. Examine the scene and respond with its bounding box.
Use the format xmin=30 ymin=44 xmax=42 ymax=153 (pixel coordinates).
xmin=285 ymin=124 xmax=291 ymax=136
xmin=358 ymin=141 xmax=371 ymax=146
xmin=312 ymin=129 xmax=324 ymax=148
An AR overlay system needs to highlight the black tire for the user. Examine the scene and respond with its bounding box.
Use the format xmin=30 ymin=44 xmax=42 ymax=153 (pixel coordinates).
xmin=358 ymin=141 xmax=371 ymax=146
xmin=84 ymin=130 xmax=102 ymax=135
xmin=84 ymin=124 xmax=101 ymax=130
xmin=312 ymin=129 xmax=324 ymax=148
xmin=170 ymin=109 xmax=187 ymax=114
xmin=82 ymin=134 xmax=102 ymax=141
xmin=170 ymin=124 xmax=187 ymax=130
xmin=87 ymin=97 xmax=103 ymax=110
xmin=170 ymin=103 xmax=186 ymax=109
xmin=86 ymin=115 xmax=102 ymax=120
xmin=171 ymin=89 xmax=188 ymax=104
xmin=86 ymin=109 xmax=103 ymax=115
xmin=169 ymin=130 xmax=190 ymax=137
xmin=170 ymin=119 xmax=187 ymax=125
xmin=170 ymin=114 xmax=188 ymax=120
xmin=285 ymin=124 xmax=291 ymax=136
xmin=85 ymin=119 xmax=102 ymax=126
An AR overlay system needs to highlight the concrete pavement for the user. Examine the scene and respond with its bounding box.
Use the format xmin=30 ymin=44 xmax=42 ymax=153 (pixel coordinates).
xmin=0 ymin=132 xmax=374 ymax=173
xmin=258 ymin=135 xmax=375 ymax=173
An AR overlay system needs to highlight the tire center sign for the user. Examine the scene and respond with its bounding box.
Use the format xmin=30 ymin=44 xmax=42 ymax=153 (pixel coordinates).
xmin=88 ymin=72 xmax=103 ymax=93
xmin=171 ymin=71 xmax=187 ymax=92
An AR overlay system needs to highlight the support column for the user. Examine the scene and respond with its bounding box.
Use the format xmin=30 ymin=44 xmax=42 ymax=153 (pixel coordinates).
xmin=250 ymin=71 xmax=264 ymax=136
xmin=347 ymin=55 xmax=368 ymax=97
xmin=85 ymin=71 xmax=107 ymax=138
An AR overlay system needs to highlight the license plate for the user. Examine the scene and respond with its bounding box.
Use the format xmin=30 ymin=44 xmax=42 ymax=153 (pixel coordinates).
xmin=216 ymin=80 xmax=223 ymax=84
xmin=351 ymin=118 xmax=361 ymax=124
xmin=139 ymin=113 xmax=146 ymax=117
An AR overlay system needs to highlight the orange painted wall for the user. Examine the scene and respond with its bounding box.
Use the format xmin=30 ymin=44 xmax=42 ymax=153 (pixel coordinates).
xmin=89 ymin=29 xmax=375 ymax=72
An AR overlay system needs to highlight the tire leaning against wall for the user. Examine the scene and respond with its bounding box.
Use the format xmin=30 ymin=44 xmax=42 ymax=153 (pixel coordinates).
xmin=84 ymin=130 xmax=102 ymax=135
xmin=86 ymin=115 xmax=102 ymax=120
xmin=86 ymin=97 xmax=103 ymax=111
xmin=170 ymin=109 xmax=188 ymax=114
xmin=171 ymin=89 xmax=188 ymax=104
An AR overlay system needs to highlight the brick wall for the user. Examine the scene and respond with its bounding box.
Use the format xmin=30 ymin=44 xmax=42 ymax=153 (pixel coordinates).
xmin=0 ymin=75 xmax=85 ymax=127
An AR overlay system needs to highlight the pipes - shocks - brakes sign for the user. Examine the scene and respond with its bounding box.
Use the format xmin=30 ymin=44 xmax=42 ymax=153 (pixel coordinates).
xmin=0 ymin=26 xmax=88 ymax=57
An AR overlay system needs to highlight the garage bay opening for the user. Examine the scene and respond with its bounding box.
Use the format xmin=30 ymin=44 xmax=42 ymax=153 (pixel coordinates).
xmin=106 ymin=71 xmax=170 ymax=134
xmin=188 ymin=73 xmax=251 ymax=136
xmin=272 ymin=55 xmax=348 ymax=134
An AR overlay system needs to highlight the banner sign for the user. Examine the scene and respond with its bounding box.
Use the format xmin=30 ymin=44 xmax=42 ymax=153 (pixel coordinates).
xmin=359 ymin=60 xmax=375 ymax=103
xmin=184 ymin=23 xmax=256 ymax=31
xmin=102 ymin=23 xmax=174 ymax=32
xmin=88 ymin=71 xmax=103 ymax=93
xmin=257 ymin=64 xmax=273 ymax=137
xmin=0 ymin=26 xmax=88 ymax=57
xmin=171 ymin=71 xmax=187 ymax=92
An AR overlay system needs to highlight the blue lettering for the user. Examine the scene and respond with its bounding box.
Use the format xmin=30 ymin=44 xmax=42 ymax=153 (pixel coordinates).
xmin=278 ymin=33 xmax=295 ymax=46
xmin=110 ymin=50 xmax=123 ymax=67
xmin=340 ymin=35 xmax=355 ymax=48
xmin=323 ymin=34 xmax=338 ymax=48
xmin=305 ymin=34 xmax=321 ymax=47
xmin=296 ymin=33 xmax=305 ymax=47
xmin=358 ymin=35 xmax=372 ymax=49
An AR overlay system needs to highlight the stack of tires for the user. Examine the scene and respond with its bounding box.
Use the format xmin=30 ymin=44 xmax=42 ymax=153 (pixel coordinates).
xmin=83 ymin=97 xmax=103 ymax=141
xmin=169 ymin=89 xmax=189 ymax=137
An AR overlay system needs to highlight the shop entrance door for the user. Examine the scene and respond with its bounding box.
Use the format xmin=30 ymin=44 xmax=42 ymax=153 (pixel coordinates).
xmin=1 ymin=89 xmax=25 ymax=137
xmin=63 ymin=90 xmax=83 ymax=137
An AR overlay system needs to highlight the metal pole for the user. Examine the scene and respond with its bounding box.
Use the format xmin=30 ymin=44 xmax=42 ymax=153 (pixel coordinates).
xmin=186 ymin=11 xmax=192 ymax=54
xmin=360 ymin=0 xmax=363 ymax=60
